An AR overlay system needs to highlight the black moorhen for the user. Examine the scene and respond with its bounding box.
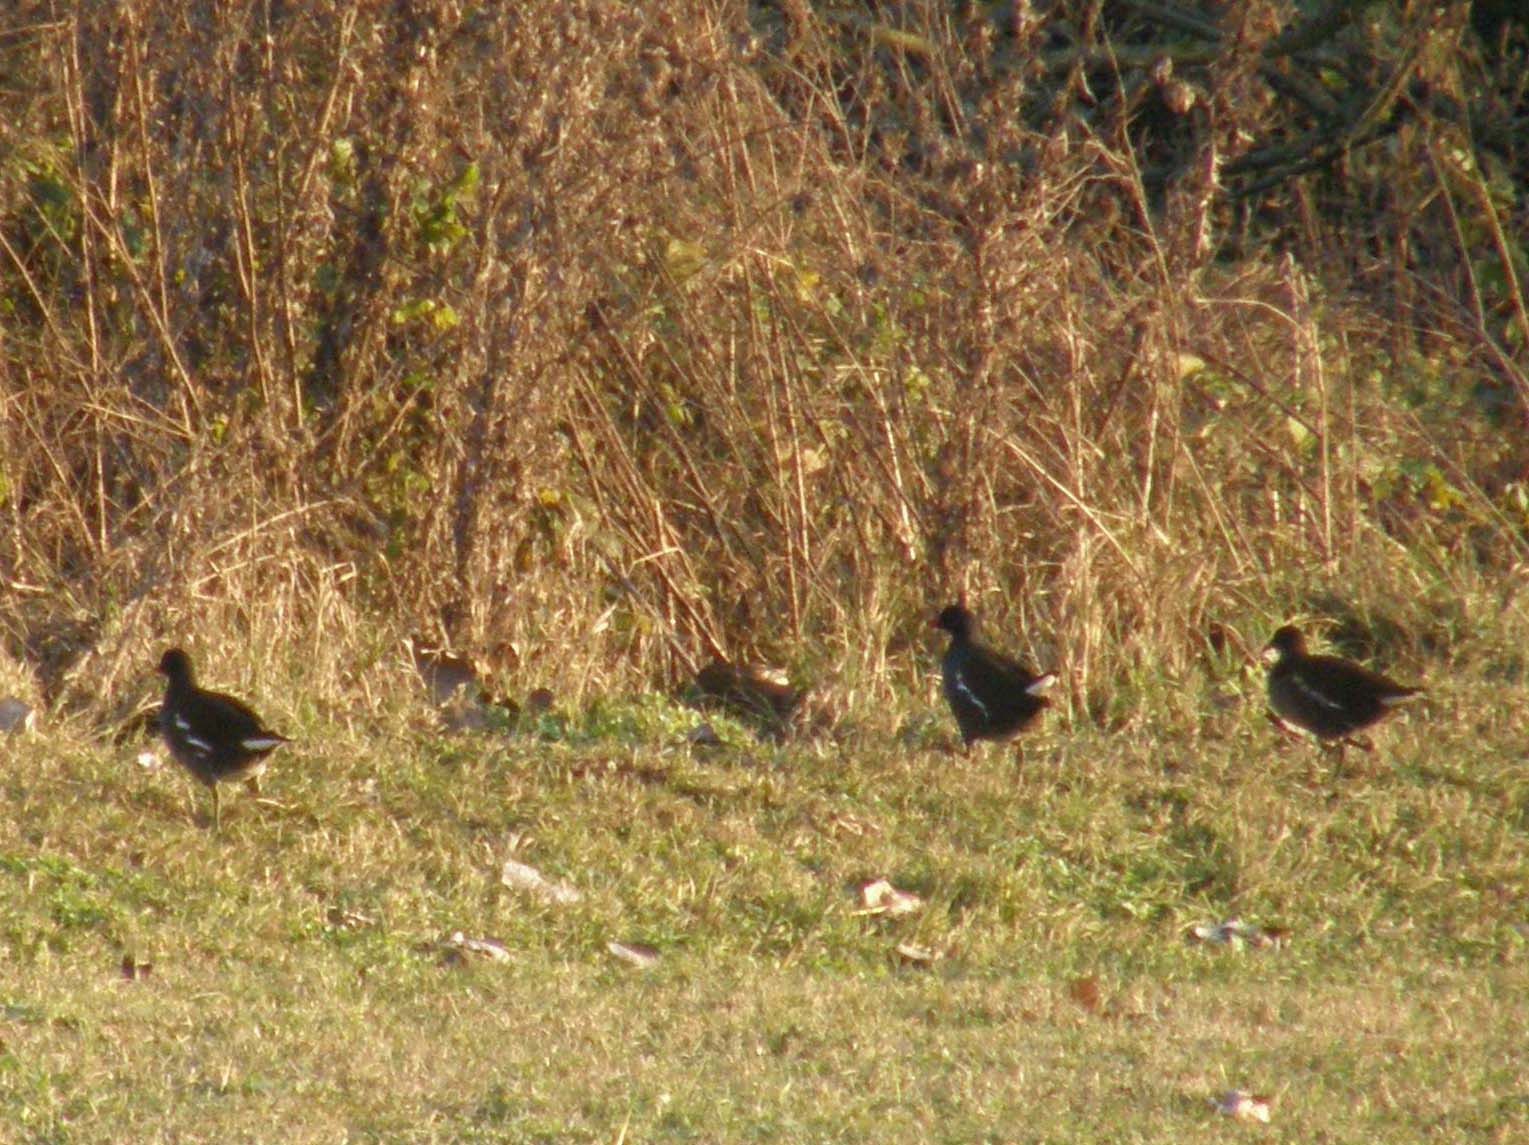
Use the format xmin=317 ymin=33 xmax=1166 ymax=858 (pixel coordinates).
xmin=157 ymin=648 xmax=289 ymax=829
xmin=1264 ymin=624 xmax=1422 ymax=751
xmin=935 ymin=604 xmax=1056 ymax=750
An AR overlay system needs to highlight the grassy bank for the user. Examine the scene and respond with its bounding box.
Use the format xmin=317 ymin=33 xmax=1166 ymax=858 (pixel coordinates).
xmin=3 ymin=667 xmax=1524 ymax=1141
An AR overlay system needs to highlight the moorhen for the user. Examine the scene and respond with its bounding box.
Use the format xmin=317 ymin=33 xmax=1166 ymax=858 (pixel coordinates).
xmin=157 ymin=648 xmax=289 ymax=829
xmin=1264 ymin=624 xmax=1422 ymax=751
xmin=935 ymin=604 xmax=1056 ymax=750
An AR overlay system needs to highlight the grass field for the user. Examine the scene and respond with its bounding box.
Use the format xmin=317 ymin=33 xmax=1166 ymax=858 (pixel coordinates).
xmin=4 ymin=3 xmax=1527 ymax=1139
xmin=3 ymin=655 xmax=1524 ymax=1143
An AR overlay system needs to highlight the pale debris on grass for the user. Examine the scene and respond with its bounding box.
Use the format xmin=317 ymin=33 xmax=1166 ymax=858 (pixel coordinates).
xmin=826 ymin=811 xmax=879 ymax=837
xmin=855 ymin=878 xmax=923 ymax=917
xmin=501 ymin=857 xmax=583 ymax=905
xmin=444 ymin=931 xmax=513 ymax=963
xmin=1213 ymin=1090 xmax=1273 ymax=1123
xmin=607 ymin=940 xmax=661 ymax=969
xmin=1187 ymin=918 xmax=1289 ymax=950
xmin=327 ymin=906 xmax=377 ymax=930
xmin=893 ymin=942 xmax=939 ymax=967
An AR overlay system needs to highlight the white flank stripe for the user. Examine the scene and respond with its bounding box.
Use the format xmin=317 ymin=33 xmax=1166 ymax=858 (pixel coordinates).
xmin=184 ymin=735 xmax=212 ymax=754
xmin=241 ymin=736 xmax=283 ymax=751
xmin=172 ymin=714 xmax=192 ymax=731
xmin=951 ymin=671 xmax=989 ymax=717
xmin=1290 ymin=675 xmax=1344 ymax=711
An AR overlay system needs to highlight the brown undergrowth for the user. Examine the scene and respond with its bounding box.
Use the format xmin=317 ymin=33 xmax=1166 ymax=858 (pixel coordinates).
xmin=0 ymin=1 xmax=1525 ymax=726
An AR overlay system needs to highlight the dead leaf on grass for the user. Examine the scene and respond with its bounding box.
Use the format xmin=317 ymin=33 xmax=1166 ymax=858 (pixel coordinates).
xmin=893 ymin=941 xmax=938 ymax=967
xmin=500 ymin=858 xmax=583 ymax=905
xmin=826 ymin=812 xmax=878 ymax=838
xmin=854 ymin=878 xmax=923 ymax=918
xmin=1067 ymin=975 xmax=1103 ymax=1013
xmin=607 ymin=940 xmax=661 ymax=969
xmin=1213 ymin=1089 xmax=1273 ymax=1123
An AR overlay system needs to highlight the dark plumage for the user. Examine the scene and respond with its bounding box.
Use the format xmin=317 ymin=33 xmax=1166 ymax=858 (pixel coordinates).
xmin=1264 ymin=625 xmax=1422 ymax=749
xmin=157 ymin=648 xmax=289 ymax=828
xmin=935 ymin=604 xmax=1056 ymax=749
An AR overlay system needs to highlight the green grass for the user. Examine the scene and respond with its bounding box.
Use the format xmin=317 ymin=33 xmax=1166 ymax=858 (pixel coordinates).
xmin=2 ymin=681 xmax=1526 ymax=1143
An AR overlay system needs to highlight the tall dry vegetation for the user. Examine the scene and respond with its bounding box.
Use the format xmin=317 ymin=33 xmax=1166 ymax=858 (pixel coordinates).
xmin=1 ymin=1 xmax=1525 ymax=724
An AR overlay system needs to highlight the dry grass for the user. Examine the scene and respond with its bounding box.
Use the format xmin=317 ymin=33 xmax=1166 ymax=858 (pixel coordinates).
xmin=2 ymin=1 xmax=1525 ymax=715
